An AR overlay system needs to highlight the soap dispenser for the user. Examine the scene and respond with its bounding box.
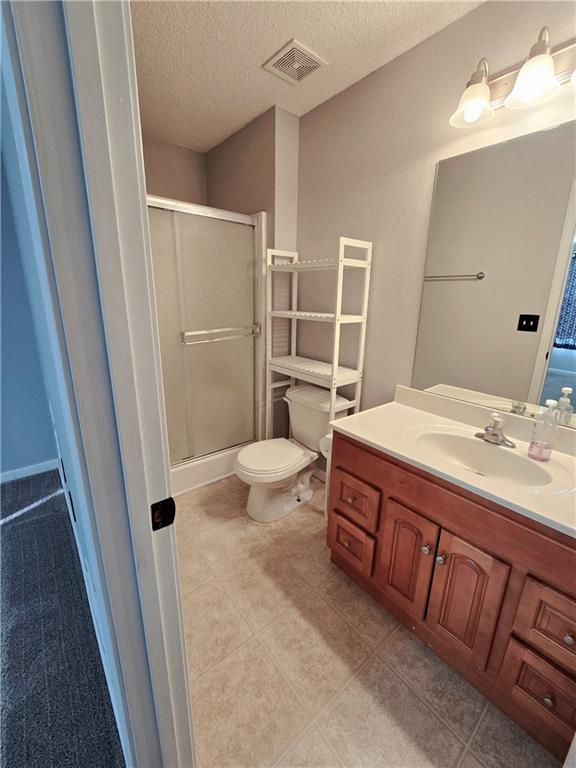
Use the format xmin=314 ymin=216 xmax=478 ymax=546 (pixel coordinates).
xmin=528 ymin=399 xmax=559 ymax=462
xmin=557 ymin=387 xmax=574 ymax=426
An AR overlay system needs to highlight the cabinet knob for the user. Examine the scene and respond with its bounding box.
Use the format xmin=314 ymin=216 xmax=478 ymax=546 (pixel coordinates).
xmin=435 ymin=554 xmax=447 ymax=566
xmin=563 ymin=633 xmax=575 ymax=647
xmin=421 ymin=545 xmax=431 ymax=556
xmin=542 ymin=695 xmax=555 ymax=709
xmin=344 ymin=496 xmax=354 ymax=505
xmin=343 ymin=539 xmax=351 ymax=549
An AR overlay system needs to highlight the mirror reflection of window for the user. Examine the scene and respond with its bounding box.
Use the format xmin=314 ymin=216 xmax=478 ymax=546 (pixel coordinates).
xmin=540 ymin=246 xmax=576 ymax=406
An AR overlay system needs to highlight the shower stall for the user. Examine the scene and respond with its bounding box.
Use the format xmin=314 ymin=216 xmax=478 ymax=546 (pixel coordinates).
xmin=147 ymin=196 xmax=266 ymax=492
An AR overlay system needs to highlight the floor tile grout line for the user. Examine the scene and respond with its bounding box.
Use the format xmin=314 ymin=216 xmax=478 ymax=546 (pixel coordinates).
xmin=188 ymin=624 xmax=257 ymax=687
xmin=461 ymin=702 xmax=496 ymax=768
xmin=377 ymin=653 xmax=476 ymax=753
xmin=316 ymin=579 xmax=401 ymax=651
xmin=217 ymin=556 xmax=326 ymax=635
xmin=201 ymin=562 xmax=396 ymax=767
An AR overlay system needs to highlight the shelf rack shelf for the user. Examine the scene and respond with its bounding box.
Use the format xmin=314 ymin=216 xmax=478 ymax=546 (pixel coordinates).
xmin=270 ymin=310 xmax=364 ymax=324
xmin=265 ymin=237 xmax=372 ymax=436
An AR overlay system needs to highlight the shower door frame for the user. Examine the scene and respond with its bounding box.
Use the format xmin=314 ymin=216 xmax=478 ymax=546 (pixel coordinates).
xmin=147 ymin=195 xmax=267 ymax=494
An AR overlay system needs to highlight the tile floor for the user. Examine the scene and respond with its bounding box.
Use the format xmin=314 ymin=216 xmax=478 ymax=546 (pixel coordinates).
xmin=175 ymin=475 xmax=561 ymax=768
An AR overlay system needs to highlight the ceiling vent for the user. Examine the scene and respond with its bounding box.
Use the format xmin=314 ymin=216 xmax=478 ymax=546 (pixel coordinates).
xmin=263 ymin=40 xmax=327 ymax=85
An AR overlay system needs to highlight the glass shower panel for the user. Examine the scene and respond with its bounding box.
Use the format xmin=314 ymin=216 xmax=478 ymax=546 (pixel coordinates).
xmin=175 ymin=213 xmax=256 ymax=459
xmin=149 ymin=207 xmax=191 ymax=464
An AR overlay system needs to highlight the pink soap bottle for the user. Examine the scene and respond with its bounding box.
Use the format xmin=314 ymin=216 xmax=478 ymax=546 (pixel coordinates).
xmin=528 ymin=399 xmax=559 ymax=462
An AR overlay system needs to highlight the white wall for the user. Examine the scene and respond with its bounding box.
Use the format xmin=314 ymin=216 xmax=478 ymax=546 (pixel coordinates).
xmin=274 ymin=108 xmax=299 ymax=251
xmin=142 ymin=136 xmax=206 ymax=204
xmin=1 ymin=165 xmax=57 ymax=477
xmin=206 ymin=107 xmax=276 ymax=245
xmin=412 ymin=123 xmax=575 ymax=401
xmin=297 ymin=1 xmax=576 ymax=409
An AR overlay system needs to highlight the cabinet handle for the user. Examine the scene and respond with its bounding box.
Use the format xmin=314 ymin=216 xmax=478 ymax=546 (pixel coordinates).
xmin=344 ymin=496 xmax=355 ymax=505
xmin=435 ymin=554 xmax=447 ymax=566
xmin=542 ymin=695 xmax=555 ymax=709
xmin=563 ymin=633 xmax=575 ymax=647
xmin=421 ymin=545 xmax=431 ymax=555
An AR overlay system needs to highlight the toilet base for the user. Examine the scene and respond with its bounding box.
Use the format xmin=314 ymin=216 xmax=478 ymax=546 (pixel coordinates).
xmin=245 ymin=470 xmax=315 ymax=523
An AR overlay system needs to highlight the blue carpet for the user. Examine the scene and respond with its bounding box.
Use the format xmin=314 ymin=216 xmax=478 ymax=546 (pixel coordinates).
xmin=0 ymin=472 xmax=125 ymax=768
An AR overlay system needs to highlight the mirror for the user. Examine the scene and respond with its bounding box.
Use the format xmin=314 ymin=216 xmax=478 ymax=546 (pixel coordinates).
xmin=412 ymin=122 xmax=576 ymax=428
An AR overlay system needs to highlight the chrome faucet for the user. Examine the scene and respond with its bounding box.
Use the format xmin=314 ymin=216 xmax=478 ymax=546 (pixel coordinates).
xmin=475 ymin=412 xmax=516 ymax=448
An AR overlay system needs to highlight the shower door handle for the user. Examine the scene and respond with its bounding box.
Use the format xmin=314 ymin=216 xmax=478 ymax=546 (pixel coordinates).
xmin=181 ymin=325 xmax=260 ymax=345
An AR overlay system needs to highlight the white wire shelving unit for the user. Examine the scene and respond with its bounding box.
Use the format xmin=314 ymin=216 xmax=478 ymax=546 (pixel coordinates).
xmin=265 ymin=237 xmax=372 ymax=438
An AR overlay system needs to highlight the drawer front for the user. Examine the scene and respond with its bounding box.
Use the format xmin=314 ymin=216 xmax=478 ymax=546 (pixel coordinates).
xmin=500 ymin=639 xmax=576 ymax=744
xmin=328 ymin=512 xmax=376 ymax=579
xmin=332 ymin=467 xmax=381 ymax=533
xmin=514 ymin=578 xmax=576 ymax=675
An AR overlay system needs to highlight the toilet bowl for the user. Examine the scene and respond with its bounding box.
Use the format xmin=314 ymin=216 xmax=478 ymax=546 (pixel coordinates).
xmin=234 ymin=385 xmax=351 ymax=523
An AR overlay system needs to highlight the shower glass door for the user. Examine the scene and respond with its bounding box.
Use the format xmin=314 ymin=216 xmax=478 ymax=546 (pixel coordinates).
xmin=149 ymin=204 xmax=256 ymax=465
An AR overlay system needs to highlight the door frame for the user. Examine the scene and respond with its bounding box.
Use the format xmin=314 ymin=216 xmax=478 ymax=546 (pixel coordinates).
xmin=527 ymin=180 xmax=576 ymax=405
xmin=6 ymin=1 xmax=195 ymax=765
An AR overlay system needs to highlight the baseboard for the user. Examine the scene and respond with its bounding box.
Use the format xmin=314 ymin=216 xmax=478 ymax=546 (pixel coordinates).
xmin=171 ymin=445 xmax=247 ymax=497
xmin=0 ymin=458 xmax=60 ymax=485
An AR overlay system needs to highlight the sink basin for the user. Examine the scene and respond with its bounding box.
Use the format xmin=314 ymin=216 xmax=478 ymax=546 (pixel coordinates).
xmin=416 ymin=431 xmax=554 ymax=488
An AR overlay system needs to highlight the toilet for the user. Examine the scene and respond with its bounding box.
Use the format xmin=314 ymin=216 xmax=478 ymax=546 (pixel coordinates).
xmin=234 ymin=384 xmax=351 ymax=523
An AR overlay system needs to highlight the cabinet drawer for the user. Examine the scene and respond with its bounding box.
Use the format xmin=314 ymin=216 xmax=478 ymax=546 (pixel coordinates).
xmin=514 ymin=578 xmax=576 ymax=675
xmin=332 ymin=467 xmax=381 ymax=533
xmin=500 ymin=639 xmax=576 ymax=745
xmin=328 ymin=512 xmax=376 ymax=579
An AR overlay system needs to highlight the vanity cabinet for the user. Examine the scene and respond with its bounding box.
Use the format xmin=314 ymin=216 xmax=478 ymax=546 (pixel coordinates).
xmin=327 ymin=431 xmax=576 ymax=761
xmin=426 ymin=531 xmax=510 ymax=670
xmin=374 ymin=500 xmax=439 ymax=620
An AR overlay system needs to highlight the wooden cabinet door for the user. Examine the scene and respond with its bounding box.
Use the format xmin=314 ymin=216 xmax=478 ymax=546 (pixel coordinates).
xmin=427 ymin=531 xmax=510 ymax=670
xmin=375 ymin=500 xmax=440 ymax=620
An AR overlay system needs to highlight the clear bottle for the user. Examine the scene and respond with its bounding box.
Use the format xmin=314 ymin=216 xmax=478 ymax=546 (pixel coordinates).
xmin=528 ymin=399 xmax=559 ymax=462
xmin=557 ymin=387 xmax=574 ymax=427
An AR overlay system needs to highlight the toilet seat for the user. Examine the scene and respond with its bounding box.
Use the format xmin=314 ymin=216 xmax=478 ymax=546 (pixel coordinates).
xmin=235 ymin=438 xmax=317 ymax=485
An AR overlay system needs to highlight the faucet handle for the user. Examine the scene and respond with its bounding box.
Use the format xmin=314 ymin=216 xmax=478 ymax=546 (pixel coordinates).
xmin=488 ymin=412 xmax=503 ymax=430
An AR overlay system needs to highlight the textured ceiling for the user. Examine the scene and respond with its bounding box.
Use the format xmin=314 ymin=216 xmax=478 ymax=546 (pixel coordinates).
xmin=131 ymin=1 xmax=479 ymax=152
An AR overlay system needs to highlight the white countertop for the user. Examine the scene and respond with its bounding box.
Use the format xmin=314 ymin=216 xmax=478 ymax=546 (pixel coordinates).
xmin=332 ymin=398 xmax=576 ymax=539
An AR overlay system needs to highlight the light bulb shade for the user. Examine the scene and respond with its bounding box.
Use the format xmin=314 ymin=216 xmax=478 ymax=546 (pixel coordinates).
xmin=449 ymin=81 xmax=494 ymax=127
xmin=504 ymin=53 xmax=560 ymax=109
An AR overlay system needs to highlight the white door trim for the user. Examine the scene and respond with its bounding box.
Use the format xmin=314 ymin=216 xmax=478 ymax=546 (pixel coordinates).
xmin=8 ymin=1 xmax=194 ymax=765
xmin=527 ymin=180 xmax=576 ymax=405
xmin=62 ymin=2 xmax=194 ymax=765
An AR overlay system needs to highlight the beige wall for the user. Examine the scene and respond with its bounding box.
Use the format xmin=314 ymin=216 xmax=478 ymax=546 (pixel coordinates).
xmin=297 ymin=1 xmax=576 ymax=409
xmin=274 ymin=109 xmax=300 ymax=251
xmin=142 ymin=137 xmax=207 ymax=204
xmin=206 ymin=108 xmax=276 ymax=245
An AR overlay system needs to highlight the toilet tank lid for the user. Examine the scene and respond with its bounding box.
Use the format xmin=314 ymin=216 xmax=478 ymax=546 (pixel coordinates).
xmin=285 ymin=384 xmax=350 ymax=412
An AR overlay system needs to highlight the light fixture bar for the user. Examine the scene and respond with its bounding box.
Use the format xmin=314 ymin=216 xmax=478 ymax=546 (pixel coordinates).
xmin=488 ymin=37 xmax=576 ymax=108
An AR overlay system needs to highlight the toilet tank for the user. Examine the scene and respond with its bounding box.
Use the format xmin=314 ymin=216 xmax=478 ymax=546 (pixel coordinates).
xmin=285 ymin=385 xmax=351 ymax=451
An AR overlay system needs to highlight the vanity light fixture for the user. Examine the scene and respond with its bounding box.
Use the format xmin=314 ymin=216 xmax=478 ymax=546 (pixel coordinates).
xmin=449 ymin=58 xmax=494 ymax=127
xmin=450 ymin=27 xmax=576 ymax=127
xmin=505 ymin=27 xmax=560 ymax=109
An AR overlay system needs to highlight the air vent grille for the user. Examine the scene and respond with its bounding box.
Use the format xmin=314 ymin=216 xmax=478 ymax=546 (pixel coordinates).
xmin=263 ymin=40 xmax=326 ymax=85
